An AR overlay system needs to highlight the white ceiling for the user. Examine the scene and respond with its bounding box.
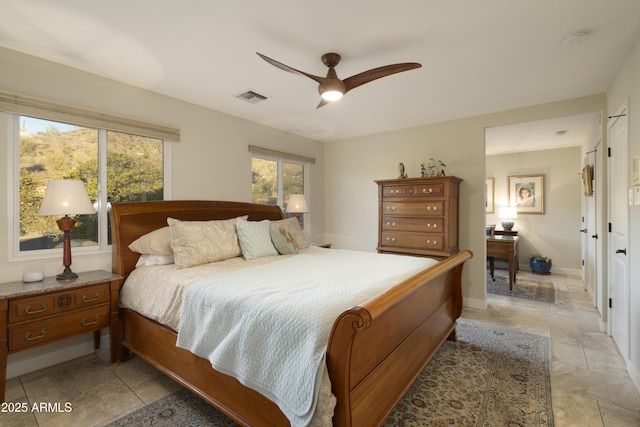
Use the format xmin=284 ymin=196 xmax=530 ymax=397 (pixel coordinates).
xmin=485 ymin=112 xmax=599 ymax=156
xmin=1 ymin=0 xmax=639 ymax=148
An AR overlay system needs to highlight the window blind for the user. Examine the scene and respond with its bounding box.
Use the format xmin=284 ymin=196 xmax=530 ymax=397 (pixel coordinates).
xmin=0 ymin=90 xmax=180 ymax=142
xmin=248 ymin=145 xmax=315 ymax=164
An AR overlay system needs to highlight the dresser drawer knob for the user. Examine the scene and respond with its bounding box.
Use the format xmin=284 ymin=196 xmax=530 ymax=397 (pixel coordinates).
xmin=427 ymin=206 xmax=438 ymax=212
xmin=25 ymin=329 xmax=47 ymax=341
xmin=386 ymin=222 xmax=396 ymax=227
xmin=427 ymin=223 xmax=437 ymax=229
xmin=422 ymin=188 xmax=433 ymax=193
xmin=386 ymin=206 xmax=396 ymax=211
xmin=24 ymin=303 xmax=47 ymax=314
xmin=426 ymin=240 xmax=438 ymax=246
xmin=82 ymin=293 xmax=101 ymax=303
xmin=386 ymin=237 xmax=396 ymax=243
xmin=81 ymin=316 xmax=101 ymax=327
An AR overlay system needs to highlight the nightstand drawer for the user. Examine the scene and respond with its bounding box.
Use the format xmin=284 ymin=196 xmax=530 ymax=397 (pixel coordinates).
xmin=9 ymin=295 xmax=56 ymax=322
xmin=9 ymin=284 xmax=108 ymax=323
xmin=8 ymin=305 xmax=109 ymax=351
xmin=382 ymin=216 xmax=444 ymax=233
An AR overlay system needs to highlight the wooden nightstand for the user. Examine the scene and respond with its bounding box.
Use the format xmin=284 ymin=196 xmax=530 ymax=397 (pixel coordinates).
xmin=0 ymin=270 xmax=122 ymax=402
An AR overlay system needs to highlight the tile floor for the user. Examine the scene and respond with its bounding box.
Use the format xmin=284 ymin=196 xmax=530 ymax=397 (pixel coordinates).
xmin=2 ymin=271 xmax=639 ymax=426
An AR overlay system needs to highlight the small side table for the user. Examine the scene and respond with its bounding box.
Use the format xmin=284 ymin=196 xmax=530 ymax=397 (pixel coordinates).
xmin=0 ymin=270 xmax=122 ymax=402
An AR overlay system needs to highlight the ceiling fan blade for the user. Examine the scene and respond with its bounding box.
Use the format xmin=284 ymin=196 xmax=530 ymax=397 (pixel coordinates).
xmin=256 ymin=52 xmax=326 ymax=85
xmin=316 ymin=98 xmax=330 ymax=109
xmin=343 ymin=62 xmax=421 ymax=93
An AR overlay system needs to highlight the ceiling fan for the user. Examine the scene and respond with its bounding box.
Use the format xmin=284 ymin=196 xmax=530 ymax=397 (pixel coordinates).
xmin=256 ymin=52 xmax=422 ymax=108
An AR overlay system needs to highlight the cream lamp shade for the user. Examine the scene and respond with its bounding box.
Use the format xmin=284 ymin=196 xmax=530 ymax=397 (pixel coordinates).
xmin=286 ymin=194 xmax=308 ymax=214
xmin=39 ymin=180 xmax=95 ymax=216
xmin=498 ymin=206 xmax=517 ymax=231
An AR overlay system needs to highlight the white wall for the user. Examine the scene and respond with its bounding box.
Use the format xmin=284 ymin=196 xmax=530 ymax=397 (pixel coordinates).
xmin=606 ymin=33 xmax=640 ymax=390
xmin=486 ymin=146 xmax=583 ymax=275
xmin=324 ymin=95 xmax=606 ymax=309
xmin=0 ymin=46 xmax=325 ymax=377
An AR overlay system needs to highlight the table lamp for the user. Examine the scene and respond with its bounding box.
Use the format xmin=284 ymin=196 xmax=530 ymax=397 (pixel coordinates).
xmin=286 ymin=194 xmax=308 ymax=221
xmin=498 ymin=206 xmax=517 ymax=231
xmin=39 ymin=180 xmax=95 ymax=280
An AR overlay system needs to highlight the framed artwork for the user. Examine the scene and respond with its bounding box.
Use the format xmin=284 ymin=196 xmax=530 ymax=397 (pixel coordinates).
xmin=485 ymin=178 xmax=494 ymax=213
xmin=508 ymin=174 xmax=544 ymax=214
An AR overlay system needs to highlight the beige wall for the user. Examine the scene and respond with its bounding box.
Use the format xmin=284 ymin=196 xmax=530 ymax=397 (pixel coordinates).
xmin=324 ymin=94 xmax=606 ymax=308
xmin=486 ymin=146 xmax=583 ymax=273
xmin=0 ymin=46 xmax=325 ymax=284
xmin=607 ymin=33 xmax=640 ymax=388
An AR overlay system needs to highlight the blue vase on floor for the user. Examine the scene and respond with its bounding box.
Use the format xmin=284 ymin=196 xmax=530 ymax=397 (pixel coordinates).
xmin=530 ymin=258 xmax=552 ymax=275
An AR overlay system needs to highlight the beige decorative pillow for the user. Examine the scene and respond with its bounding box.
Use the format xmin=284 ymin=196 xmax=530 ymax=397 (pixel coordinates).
xmin=270 ymin=217 xmax=308 ymax=249
xmin=167 ymin=217 xmax=245 ymax=267
xmin=128 ymin=226 xmax=173 ymax=255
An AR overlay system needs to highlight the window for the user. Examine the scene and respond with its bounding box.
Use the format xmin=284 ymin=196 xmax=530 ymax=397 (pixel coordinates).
xmin=10 ymin=114 xmax=169 ymax=257
xmin=251 ymin=150 xmax=309 ymax=227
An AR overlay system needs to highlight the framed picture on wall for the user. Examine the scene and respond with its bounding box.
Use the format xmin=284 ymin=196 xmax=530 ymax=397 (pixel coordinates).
xmin=508 ymin=174 xmax=544 ymax=214
xmin=485 ymin=178 xmax=494 ymax=213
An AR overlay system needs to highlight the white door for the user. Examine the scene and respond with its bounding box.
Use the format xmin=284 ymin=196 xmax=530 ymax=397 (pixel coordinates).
xmin=607 ymin=106 xmax=629 ymax=358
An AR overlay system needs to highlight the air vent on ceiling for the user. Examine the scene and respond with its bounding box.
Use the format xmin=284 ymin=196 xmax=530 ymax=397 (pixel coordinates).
xmin=235 ymin=89 xmax=269 ymax=104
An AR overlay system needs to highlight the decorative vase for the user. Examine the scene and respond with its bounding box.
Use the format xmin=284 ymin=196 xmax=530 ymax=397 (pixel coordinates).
xmin=530 ymin=258 xmax=552 ymax=275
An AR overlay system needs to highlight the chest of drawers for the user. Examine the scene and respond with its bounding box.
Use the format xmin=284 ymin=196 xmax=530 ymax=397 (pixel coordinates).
xmin=376 ymin=176 xmax=462 ymax=258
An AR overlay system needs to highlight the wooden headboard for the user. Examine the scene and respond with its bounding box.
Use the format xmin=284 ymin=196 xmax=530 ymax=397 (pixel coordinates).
xmin=109 ymin=200 xmax=284 ymax=281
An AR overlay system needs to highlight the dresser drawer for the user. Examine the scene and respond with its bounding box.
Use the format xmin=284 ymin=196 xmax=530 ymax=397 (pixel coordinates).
xmin=8 ymin=305 xmax=109 ymax=351
xmin=9 ymin=284 xmax=109 ymax=323
xmin=381 ymin=232 xmax=443 ymax=251
xmin=382 ymin=216 xmax=444 ymax=233
xmin=382 ymin=183 xmax=445 ymax=198
xmin=382 ymin=201 xmax=444 ymax=216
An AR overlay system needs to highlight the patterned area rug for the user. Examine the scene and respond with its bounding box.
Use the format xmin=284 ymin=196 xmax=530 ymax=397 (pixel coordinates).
xmin=106 ymin=319 xmax=552 ymax=427
xmin=487 ymin=270 xmax=556 ymax=302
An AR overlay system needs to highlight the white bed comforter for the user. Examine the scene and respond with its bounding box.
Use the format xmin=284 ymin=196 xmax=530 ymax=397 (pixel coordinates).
xmin=174 ymin=249 xmax=436 ymax=427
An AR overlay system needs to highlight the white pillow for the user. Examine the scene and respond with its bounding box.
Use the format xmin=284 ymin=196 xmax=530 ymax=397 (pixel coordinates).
xmin=236 ymin=219 xmax=279 ymax=260
xmin=168 ymin=217 xmax=245 ymax=267
xmin=270 ymin=217 xmax=308 ymax=249
xmin=135 ymin=254 xmax=175 ymax=268
xmin=128 ymin=226 xmax=173 ymax=255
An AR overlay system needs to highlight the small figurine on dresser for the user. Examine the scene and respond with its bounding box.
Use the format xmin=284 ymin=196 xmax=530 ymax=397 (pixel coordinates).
xmin=398 ymin=162 xmax=408 ymax=179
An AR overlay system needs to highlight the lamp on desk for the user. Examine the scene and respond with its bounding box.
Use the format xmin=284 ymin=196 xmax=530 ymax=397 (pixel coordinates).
xmin=39 ymin=180 xmax=95 ymax=280
xmin=286 ymin=194 xmax=308 ymax=221
xmin=498 ymin=206 xmax=517 ymax=231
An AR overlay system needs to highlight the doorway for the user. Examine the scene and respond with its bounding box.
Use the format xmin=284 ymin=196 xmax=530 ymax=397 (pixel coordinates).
xmin=485 ymin=113 xmax=601 ymax=290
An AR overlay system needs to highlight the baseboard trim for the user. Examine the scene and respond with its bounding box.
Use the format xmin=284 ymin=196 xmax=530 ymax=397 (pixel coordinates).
xmin=464 ymin=296 xmax=487 ymax=310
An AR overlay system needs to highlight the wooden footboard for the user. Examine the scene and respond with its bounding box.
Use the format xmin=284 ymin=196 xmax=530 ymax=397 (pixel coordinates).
xmin=110 ymin=200 xmax=473 ymax=427
xmin=327 ymin=250 xmax=472 ymax=427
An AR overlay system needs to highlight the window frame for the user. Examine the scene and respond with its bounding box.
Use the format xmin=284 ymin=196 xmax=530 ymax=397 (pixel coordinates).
xmin=6 ymin=112 xmax=172 ymax=261
xmin=250 ymin=151 xmax=310 ymax=229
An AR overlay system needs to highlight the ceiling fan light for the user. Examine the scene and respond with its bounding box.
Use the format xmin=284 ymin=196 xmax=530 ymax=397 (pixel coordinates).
xmin=321 ymin=90 xmax=343 ymax=101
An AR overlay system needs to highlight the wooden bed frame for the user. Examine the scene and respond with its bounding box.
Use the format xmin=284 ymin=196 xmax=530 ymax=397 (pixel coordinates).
xmin=110 ymin=200 xmax=473 ymax=427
